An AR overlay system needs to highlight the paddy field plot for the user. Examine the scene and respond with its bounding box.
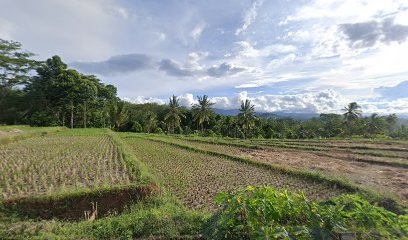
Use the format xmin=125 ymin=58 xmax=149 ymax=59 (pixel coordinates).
xmin=0 ymin=132 xmax=135 ymax=199
xmin=151 ymin=135 xmax=408 ymax=204
xmin=123 ymin=136 xmax=350 ymax=211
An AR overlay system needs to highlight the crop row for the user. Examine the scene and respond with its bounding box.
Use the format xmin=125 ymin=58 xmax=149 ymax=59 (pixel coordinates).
xmin=169 ymin=135 xmax=408 ymax=167
xmin=124 ymin=137 xmax=348 ymax=211
xmin=0 ymin=134 xmax=134 ymax=199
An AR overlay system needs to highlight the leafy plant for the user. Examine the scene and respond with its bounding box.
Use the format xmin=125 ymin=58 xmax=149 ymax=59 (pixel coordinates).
xmin=204 ymin=186 xmax=407 ymax=239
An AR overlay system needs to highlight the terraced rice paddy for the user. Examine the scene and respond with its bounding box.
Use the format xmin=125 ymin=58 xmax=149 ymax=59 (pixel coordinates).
xmin=148 ymin=135 xmax=408 ymax=204
xmin=124 ymin=137 xmax=349 ymax=211
xmin=0 ymin=133 xmax=134 ymax=199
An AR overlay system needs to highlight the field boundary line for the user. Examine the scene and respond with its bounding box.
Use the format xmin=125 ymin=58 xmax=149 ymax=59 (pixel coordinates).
xmin=138 ymin=136 xmax=407 ymax=213
xmin=0 ymin=127 xmax=67 ymax=145
xmin=170 ymin=136 xmax=408 ymax=169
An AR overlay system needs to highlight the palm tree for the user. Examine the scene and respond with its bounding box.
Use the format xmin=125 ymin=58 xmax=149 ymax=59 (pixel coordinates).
xmin=144 ymin=111 xmax=157 ymax=134
xmin=164 ymin=95 xmax=186 ymax=133
xmin=367 ymin=113 xmax=385 ymax=134
xmin=109 ymin=101 xmax=128 ymax=130
xmin=192 ymin=95 xmax=214 ymax=132
xmin=238 ymin=99 xmax=256 ymax=137
xmin=342 ymin=102 xmax=362 ymax=135
xmin=343 ymin=102 xmax=362 ymax=121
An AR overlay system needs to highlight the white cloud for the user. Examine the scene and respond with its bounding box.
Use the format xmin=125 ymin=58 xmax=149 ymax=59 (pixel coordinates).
xmin=0 ymin=0 xmax=127 ymax=61
xmin=284 ymin=0 xmax=408 ymax=23
xmin=236 ymin=41 xmax=297 ymax=58
xmin=190 ymin=21 xmax=206 ymax=41
xmin=235 ymin=0 xmax=263 ymax=35
xmin=153 ymin=32 xmax=167 ymax=41
xmin=0 ymin=18 xmax=15 ymax=39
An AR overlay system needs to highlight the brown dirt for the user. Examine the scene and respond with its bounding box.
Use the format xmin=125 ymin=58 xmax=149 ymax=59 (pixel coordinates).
xmin=1 ymin=183 xmax=159 ymax=220
xmin=238 ymin=148 xmax=408 ymax=204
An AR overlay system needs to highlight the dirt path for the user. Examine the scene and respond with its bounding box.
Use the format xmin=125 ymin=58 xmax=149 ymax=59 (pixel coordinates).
xmin=238 ymin=148 xmax=408 ymax=204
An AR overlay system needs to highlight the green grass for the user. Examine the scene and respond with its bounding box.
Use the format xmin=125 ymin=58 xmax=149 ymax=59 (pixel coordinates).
xmin=1 ymin=128 xmax=407 ymax=239
xmin=135 ymin=134 xmax=406 ymax=213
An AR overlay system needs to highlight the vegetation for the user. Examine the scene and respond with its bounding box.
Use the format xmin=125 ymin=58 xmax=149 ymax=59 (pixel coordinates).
xmin=123 ymin=135 xmax=350 ymax=211
xmin=0 ymin=129 xmax=136 ymax=199
xmin=1 ymin=38 xmax=408 ymax=239
xmin=205 ymin=186 xmax=407 ymax=239
xmin=1 ymin=38 xmax=408 ymax=140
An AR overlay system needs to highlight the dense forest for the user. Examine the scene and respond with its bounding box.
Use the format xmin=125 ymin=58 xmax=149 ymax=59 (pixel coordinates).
xmin=1 ymin=38 xmax=407 ymax=139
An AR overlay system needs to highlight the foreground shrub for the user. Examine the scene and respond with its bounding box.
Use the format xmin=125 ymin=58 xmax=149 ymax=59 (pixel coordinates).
xmin=204 ymin=186 xmax=407 ymax=239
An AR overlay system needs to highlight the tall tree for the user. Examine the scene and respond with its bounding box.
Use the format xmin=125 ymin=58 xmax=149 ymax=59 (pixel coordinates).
xmin=342 ymin=102 xmax=362 ymax=135
xmin=144 ymin=111 xmax=157 ymax=134
xmin=192 ymin=95 xmax=214 ymax=132
xmin=164 ymin=95 xmax=186 ymax=133
xmin=343 ymin=102 xmax=362 ymax=122
xmin=0 ymin=39 xmax=39 ymax=122
xmin=109 ymin=101 xmax=128 ymax=130
xmin=366 ymin=113 xmax=386 ymax=134
xmin=0 ymin=39 xmax=38 ymax=98
xmin=78 ymin=74 xmax=98 ymax=128
xmin=238 ymin=99 xmax=256 ymax=137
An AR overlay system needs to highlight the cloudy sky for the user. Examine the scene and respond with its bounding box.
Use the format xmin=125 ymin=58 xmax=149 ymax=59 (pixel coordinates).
xmin=1 ymin=0 xmax=408 ymax=114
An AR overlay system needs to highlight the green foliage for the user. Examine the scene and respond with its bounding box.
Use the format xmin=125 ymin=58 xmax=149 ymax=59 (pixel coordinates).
xmin=131 ymin=121 xmax=143 ymax=132
xmin=0 ymin=39 xmax=38 ymax=88
xmin=204 ymin=186 xmax=407 ymax=239
xmin=1 ymin=39 xmax=407 ymax=140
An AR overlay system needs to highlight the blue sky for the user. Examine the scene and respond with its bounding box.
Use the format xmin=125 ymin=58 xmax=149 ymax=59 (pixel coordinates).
xmin=1 ymin=0 xmax=408 ymax=114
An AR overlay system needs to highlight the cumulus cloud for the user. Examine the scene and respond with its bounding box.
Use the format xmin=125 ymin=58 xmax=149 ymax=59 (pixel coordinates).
xmin=340 ymin=18 xmax=408 ymax=48
xmin=207 ymin=63 xmax=246 ymax=77
xmin=71 ymin=54 xmax=154 ymax=76
xmin=128 ymin=90 xmax=348 ymax=113
xmin=375 ymin=81 xmax=408 ymax=100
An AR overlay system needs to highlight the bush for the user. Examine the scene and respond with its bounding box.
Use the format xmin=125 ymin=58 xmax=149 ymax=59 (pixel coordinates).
xmin=204 ymin=186 xmax=407 ymax=239
xmin=155 ymin=127 xmax=164 ymax=134
xmin=131 ymin=121 xmax=143 ymax=132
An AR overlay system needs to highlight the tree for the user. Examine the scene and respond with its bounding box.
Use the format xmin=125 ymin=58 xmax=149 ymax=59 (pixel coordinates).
xmin=0 ymin=39 xmax=38 ymax=103
xmin=366 ymin=113 xmax=386 ymax=135
xmin=386 ymin=114 xmax=398 ymax=134
xmin=109 ymin=101 xmax=128 ymax=130
xmin=78 ymin=75 xmax=98 ymax=128
xmin=343 ymin=102 xmax=362 ymax=122
xmin=238 ymin=99 xmax=257 ymax=137
xmin=192 ymin=95 xmax=214 ymax=132
xmin=144 ymin=111 xmax=157 ymax=134
xmin=343 ymin=102 xmax=362 ymax=135
xmin=164 ymin=95 xmax=186 ymax=133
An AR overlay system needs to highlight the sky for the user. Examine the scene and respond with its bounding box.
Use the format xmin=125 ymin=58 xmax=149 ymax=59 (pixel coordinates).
xmin=1 ymin=0 xmax=408 ymax=115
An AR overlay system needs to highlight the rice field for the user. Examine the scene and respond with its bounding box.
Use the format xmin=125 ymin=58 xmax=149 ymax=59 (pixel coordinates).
xmin=123 ymin=136 xmax=349 ymax=211
xmin=145 ymin=134 xmax=408 ymax=203
xmin=1 ymin=128 xmax=407 ymax=239
xmin=0 ymin=133 xmax=135 ymax=199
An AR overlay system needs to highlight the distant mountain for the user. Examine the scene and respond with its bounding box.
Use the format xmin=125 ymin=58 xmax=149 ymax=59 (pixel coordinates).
xmin=213 ymin=109 xmax=240 ymax=116
xmin=213 ymin=109 xmax=319 ymax=120
xmin=214 ymin=108 xmax=408 ymax=121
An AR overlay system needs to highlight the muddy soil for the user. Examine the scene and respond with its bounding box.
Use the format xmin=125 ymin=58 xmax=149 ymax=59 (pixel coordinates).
xmin=238 ymin=148 xmax=408 ymax=204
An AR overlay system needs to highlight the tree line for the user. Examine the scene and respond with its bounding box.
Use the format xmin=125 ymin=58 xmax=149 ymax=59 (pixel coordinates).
xmin=1 ymin=38 xmax=407 ymax=139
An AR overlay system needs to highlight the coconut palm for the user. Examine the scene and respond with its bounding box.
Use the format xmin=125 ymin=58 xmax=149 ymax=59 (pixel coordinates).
xmin=109 ymin=101 xmax=128 ymax=130
xmin=192 ymin=95 xmax=214 ymax=132
xmin=342 ymin=102 xmax=362 ymax=135
xmin=164 ymin=95 xmax=186 ymax=133
xmin=238 ymin=99 xmax=257 ymax=137
xmin=343 ymin=102 xmax=362 ymax=122
xmin=144 ymin=111 xmax=157 ymax=134
xmin=367 ymin=113 xmax=386 ymax=134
